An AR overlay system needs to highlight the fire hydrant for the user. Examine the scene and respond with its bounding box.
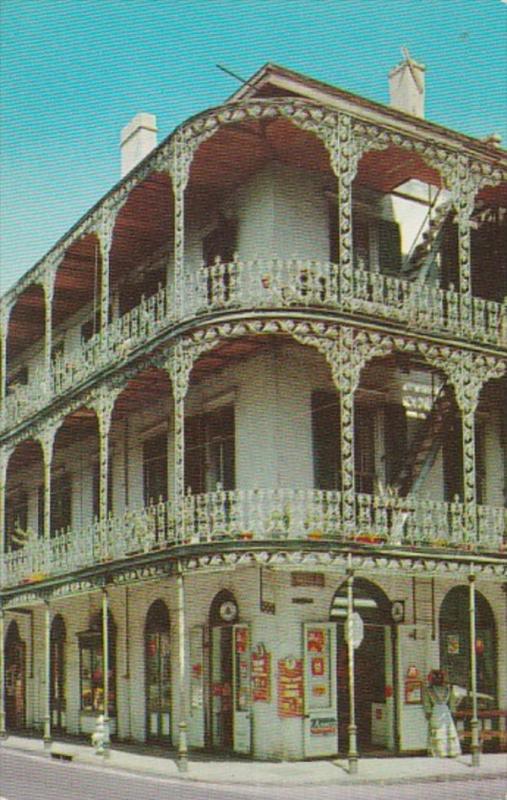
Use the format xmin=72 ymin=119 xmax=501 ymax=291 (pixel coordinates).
xmin=91 ymin=714 xmax=109 ymax=756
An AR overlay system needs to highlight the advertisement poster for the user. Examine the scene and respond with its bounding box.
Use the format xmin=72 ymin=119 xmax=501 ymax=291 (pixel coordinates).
xmin=252 ymin=644 xmax=271 ymax=702
xmin=277 ymin=658 xmax=304 ymax=718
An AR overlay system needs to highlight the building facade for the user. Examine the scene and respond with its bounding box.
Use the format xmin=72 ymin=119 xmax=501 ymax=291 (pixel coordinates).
xmin=1 ymin=59 xmax=506 ymax=762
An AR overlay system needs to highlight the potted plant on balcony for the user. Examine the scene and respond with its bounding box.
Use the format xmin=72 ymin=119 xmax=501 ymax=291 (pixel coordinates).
xmin=354 ymin=531 xmax=387 ymax=545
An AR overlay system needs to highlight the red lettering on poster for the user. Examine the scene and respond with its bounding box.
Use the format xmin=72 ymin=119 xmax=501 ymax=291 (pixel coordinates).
xmin=252 ymin=644 xmax=271 ymax=703
xmin=307 ymin=629 xmax=325 ymax=653
xmin=277 ymin=658 xmax=304 ymax=718
xmin=311 ymin=657 xmax=325 ymax=677
xmin=235 ymin=627 xmax=249 ymax=654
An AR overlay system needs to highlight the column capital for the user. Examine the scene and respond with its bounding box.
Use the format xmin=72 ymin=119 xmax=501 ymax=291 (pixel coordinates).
xmin=444 ymin=351 xmax=506 ymax=414
xmin=37 ymin=422 xmax=59 ymax=466
xmin=89 ymin=386 xmax=121 ymax=439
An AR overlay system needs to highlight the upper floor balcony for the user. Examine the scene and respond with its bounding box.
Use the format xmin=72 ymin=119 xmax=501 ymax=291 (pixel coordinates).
xmin=2 ymin=256 xmax=506 ymax=433
xmin=2 ymin=488 xmax=505 ymax=589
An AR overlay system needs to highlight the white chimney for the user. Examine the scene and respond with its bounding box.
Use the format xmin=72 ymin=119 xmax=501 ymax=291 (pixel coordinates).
xmin=120 ymin=112 xmax=158 ymax=177
xmin=389 ymin=48 xmax=425 ymax=118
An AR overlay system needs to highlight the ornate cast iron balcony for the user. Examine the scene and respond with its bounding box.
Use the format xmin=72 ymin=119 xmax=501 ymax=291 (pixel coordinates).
xmin=2 ymin=260 xmax=505 ymax=432
xmin=2 ymin=490 xmax=505 ymax=588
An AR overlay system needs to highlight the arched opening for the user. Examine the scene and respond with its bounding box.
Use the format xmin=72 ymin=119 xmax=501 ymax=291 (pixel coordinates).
xmin=6 ymin=283 xmax=45 ymax=403
xmin=5 ymin=620 xmax=26 ymax=730
xmin=186 ymin=110 xmax=336 ymax=314
xmin=109 ymin=172 xmax=173 ymax=318
xmin=5 ymin=439 xmax=43 ymax=551
xmin=50 ymin=614 xmax=66 ymax=731
xmin=475 ymin=376 xmax=506 ymax=516
xmin=330 ymin=578 xmax=394 ymax=752
xmin=352 ymin=145 xmax=455 ymax=286
xmin=471 ymin=181 xmax=507 ymax=303
xmin=52 ymin=234 xmax=102 ymax=369
xmin=77 ymin=610 xmax=116 ymax=720
xmin=208 ymin=589 xmax=241 ymax=751
xmin=52 ymin=407 xmax=99 ymax=536
xmin=145 ymin=600 xmax=171 ymax=742
xmin=439 ymin=586 xmax=497 ymax=703
xmin=111 ymin=366 xmax=170 ymax=517
xmin=352 ymin=350 xmax=464 ymax=547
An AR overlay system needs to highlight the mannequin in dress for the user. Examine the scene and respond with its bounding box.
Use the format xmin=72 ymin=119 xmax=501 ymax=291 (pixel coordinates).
xmin=423 ymin=669 xmax=462 ymax=758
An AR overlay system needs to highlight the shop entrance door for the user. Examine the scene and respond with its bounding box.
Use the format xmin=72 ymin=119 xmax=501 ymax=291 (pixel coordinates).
xmin=145 ymin=600 xmax=171 ymax=742
xmin=337 ymin=623 xmax=393 ymax=751
xmin=210 ymin=623 xmax=251 ymax=754
xmin=303 ymin=623 xmax=338 ymax=757
xmin=5 ymin=622 xmax=25 ymax=730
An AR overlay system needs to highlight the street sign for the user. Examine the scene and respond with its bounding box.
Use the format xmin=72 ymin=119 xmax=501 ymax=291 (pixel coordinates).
xmin=344 ymin=611 xmax=364 ymax=649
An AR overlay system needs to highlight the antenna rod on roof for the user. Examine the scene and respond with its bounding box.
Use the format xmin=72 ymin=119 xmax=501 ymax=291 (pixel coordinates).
xmin=216 ymin=64 xmax=258 ymax=89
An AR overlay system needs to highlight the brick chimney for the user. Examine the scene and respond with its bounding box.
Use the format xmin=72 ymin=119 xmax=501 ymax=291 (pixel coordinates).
xmin=120 ymin=113 xmax=158 ymax=177
xmin=389 ymin=48 xmax=425 ymax=118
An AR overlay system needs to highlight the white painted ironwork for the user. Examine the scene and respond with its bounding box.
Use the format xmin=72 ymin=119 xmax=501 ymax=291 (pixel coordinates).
xmin=2 ymin=491 xmax=505 ymax=588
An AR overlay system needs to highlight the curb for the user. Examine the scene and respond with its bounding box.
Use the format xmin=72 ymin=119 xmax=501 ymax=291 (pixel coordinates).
xmin=2 ymin=741 xmax=506 ymax=788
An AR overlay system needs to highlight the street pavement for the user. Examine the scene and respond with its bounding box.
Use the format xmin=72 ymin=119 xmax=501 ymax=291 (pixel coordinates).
xmin=0 ymin=735 xmax=506 ymax=799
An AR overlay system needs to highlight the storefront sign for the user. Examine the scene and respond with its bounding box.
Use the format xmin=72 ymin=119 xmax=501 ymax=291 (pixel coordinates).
xmin=277 ymin=658 xmax=304 ymax=718
xmin=310 ymin=717 xmax=337 ymax=736
xmin=252 ymin=644 xmax=271 ymax=702
xmin=291 ymin=572 xmax=325 ymax=588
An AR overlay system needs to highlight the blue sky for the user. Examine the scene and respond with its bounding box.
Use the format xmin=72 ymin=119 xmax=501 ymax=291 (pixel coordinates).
xmin=1 ymin=0 xmax=506 ymax=293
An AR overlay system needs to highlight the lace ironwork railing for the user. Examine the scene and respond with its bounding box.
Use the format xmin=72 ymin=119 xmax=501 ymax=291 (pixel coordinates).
xmin=1 ymin=490 xmax=505 ymax=588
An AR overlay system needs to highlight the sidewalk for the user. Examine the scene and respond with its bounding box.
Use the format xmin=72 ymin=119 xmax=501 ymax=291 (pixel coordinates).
xmin=1 ymin=734 xmax=506 ymax=786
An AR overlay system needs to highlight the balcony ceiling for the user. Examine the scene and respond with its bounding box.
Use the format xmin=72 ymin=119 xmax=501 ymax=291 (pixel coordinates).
xmin=110 ymin=172 xmax=173 ymax=283
xmin=53 ymin=234 xmax=101 ymax=328
xmin=7 ymin=284 xmax=45 ymax=361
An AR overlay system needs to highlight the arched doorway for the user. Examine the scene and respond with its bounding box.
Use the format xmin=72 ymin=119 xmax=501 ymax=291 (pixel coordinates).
xmin=50 ymin=615 xmax=66 ymax=731
xmin=208 ymin=590 xmax=250 ymax=754
xmin=330 ymin=579 xmax=394 ymax=752
xmin=439 ymin=587 xmax=496 ymax=702
xmin=5 ymin=621 xmax=26 ymax=730
xmin=145 ymin=600 xmax=171 ymax=742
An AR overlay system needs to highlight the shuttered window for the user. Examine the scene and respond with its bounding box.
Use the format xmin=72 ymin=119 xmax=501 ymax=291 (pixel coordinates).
xmin=311 ymin=391 xmax=341 ymax=491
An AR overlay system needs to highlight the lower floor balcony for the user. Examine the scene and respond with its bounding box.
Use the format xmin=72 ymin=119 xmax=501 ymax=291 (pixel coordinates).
xmin=2 ymin=490 xmax=505 ymax=589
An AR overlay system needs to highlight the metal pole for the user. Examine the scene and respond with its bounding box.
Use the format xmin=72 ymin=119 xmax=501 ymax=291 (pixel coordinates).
xmin=102 ymin=588 xmax=110 ymax=758
xmin=43 ymin=601 xmax=51 ymax=752
xmin=176 ymin=561 xmax=188 ymax=772
xmin=347 ymin=554 xmax=358 ymax=774
xmin=0 ymin=609 xmax=6 ymax=738
xmin=469 ymin=572 xmax=480 ymax=766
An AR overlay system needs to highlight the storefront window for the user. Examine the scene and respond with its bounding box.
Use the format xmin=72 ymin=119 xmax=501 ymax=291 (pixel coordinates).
xmin=78 ymin=612 xmax=116 ymax=714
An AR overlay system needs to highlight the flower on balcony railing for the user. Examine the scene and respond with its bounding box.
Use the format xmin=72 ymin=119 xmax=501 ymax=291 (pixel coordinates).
xmin=21 ymin=572 xmax=48 ymax=584
xmin=354 ymin=532 xmax=387 ymax=544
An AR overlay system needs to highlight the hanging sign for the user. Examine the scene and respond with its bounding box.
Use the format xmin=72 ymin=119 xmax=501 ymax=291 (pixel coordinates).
xmin=344 ymin=612 xmax=364 ymax=649
xmin=277 ymin=657 xmax=304 ymax=718
xmin=252 ymin=644 xmax=271 ymax=702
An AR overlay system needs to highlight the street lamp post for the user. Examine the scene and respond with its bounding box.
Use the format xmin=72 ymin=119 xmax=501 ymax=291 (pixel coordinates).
xmin=43 ymin=600 xmax=51 ymax=752
xmin=177 ymin=561 xmax=188 ymax=773
xmin=102 ymin=588 xmax=110 ymax=758
xmin=347 ymin=554 xmax=358 ymax=774
xmin=468 ymin=571 xmax=480 ymax=767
